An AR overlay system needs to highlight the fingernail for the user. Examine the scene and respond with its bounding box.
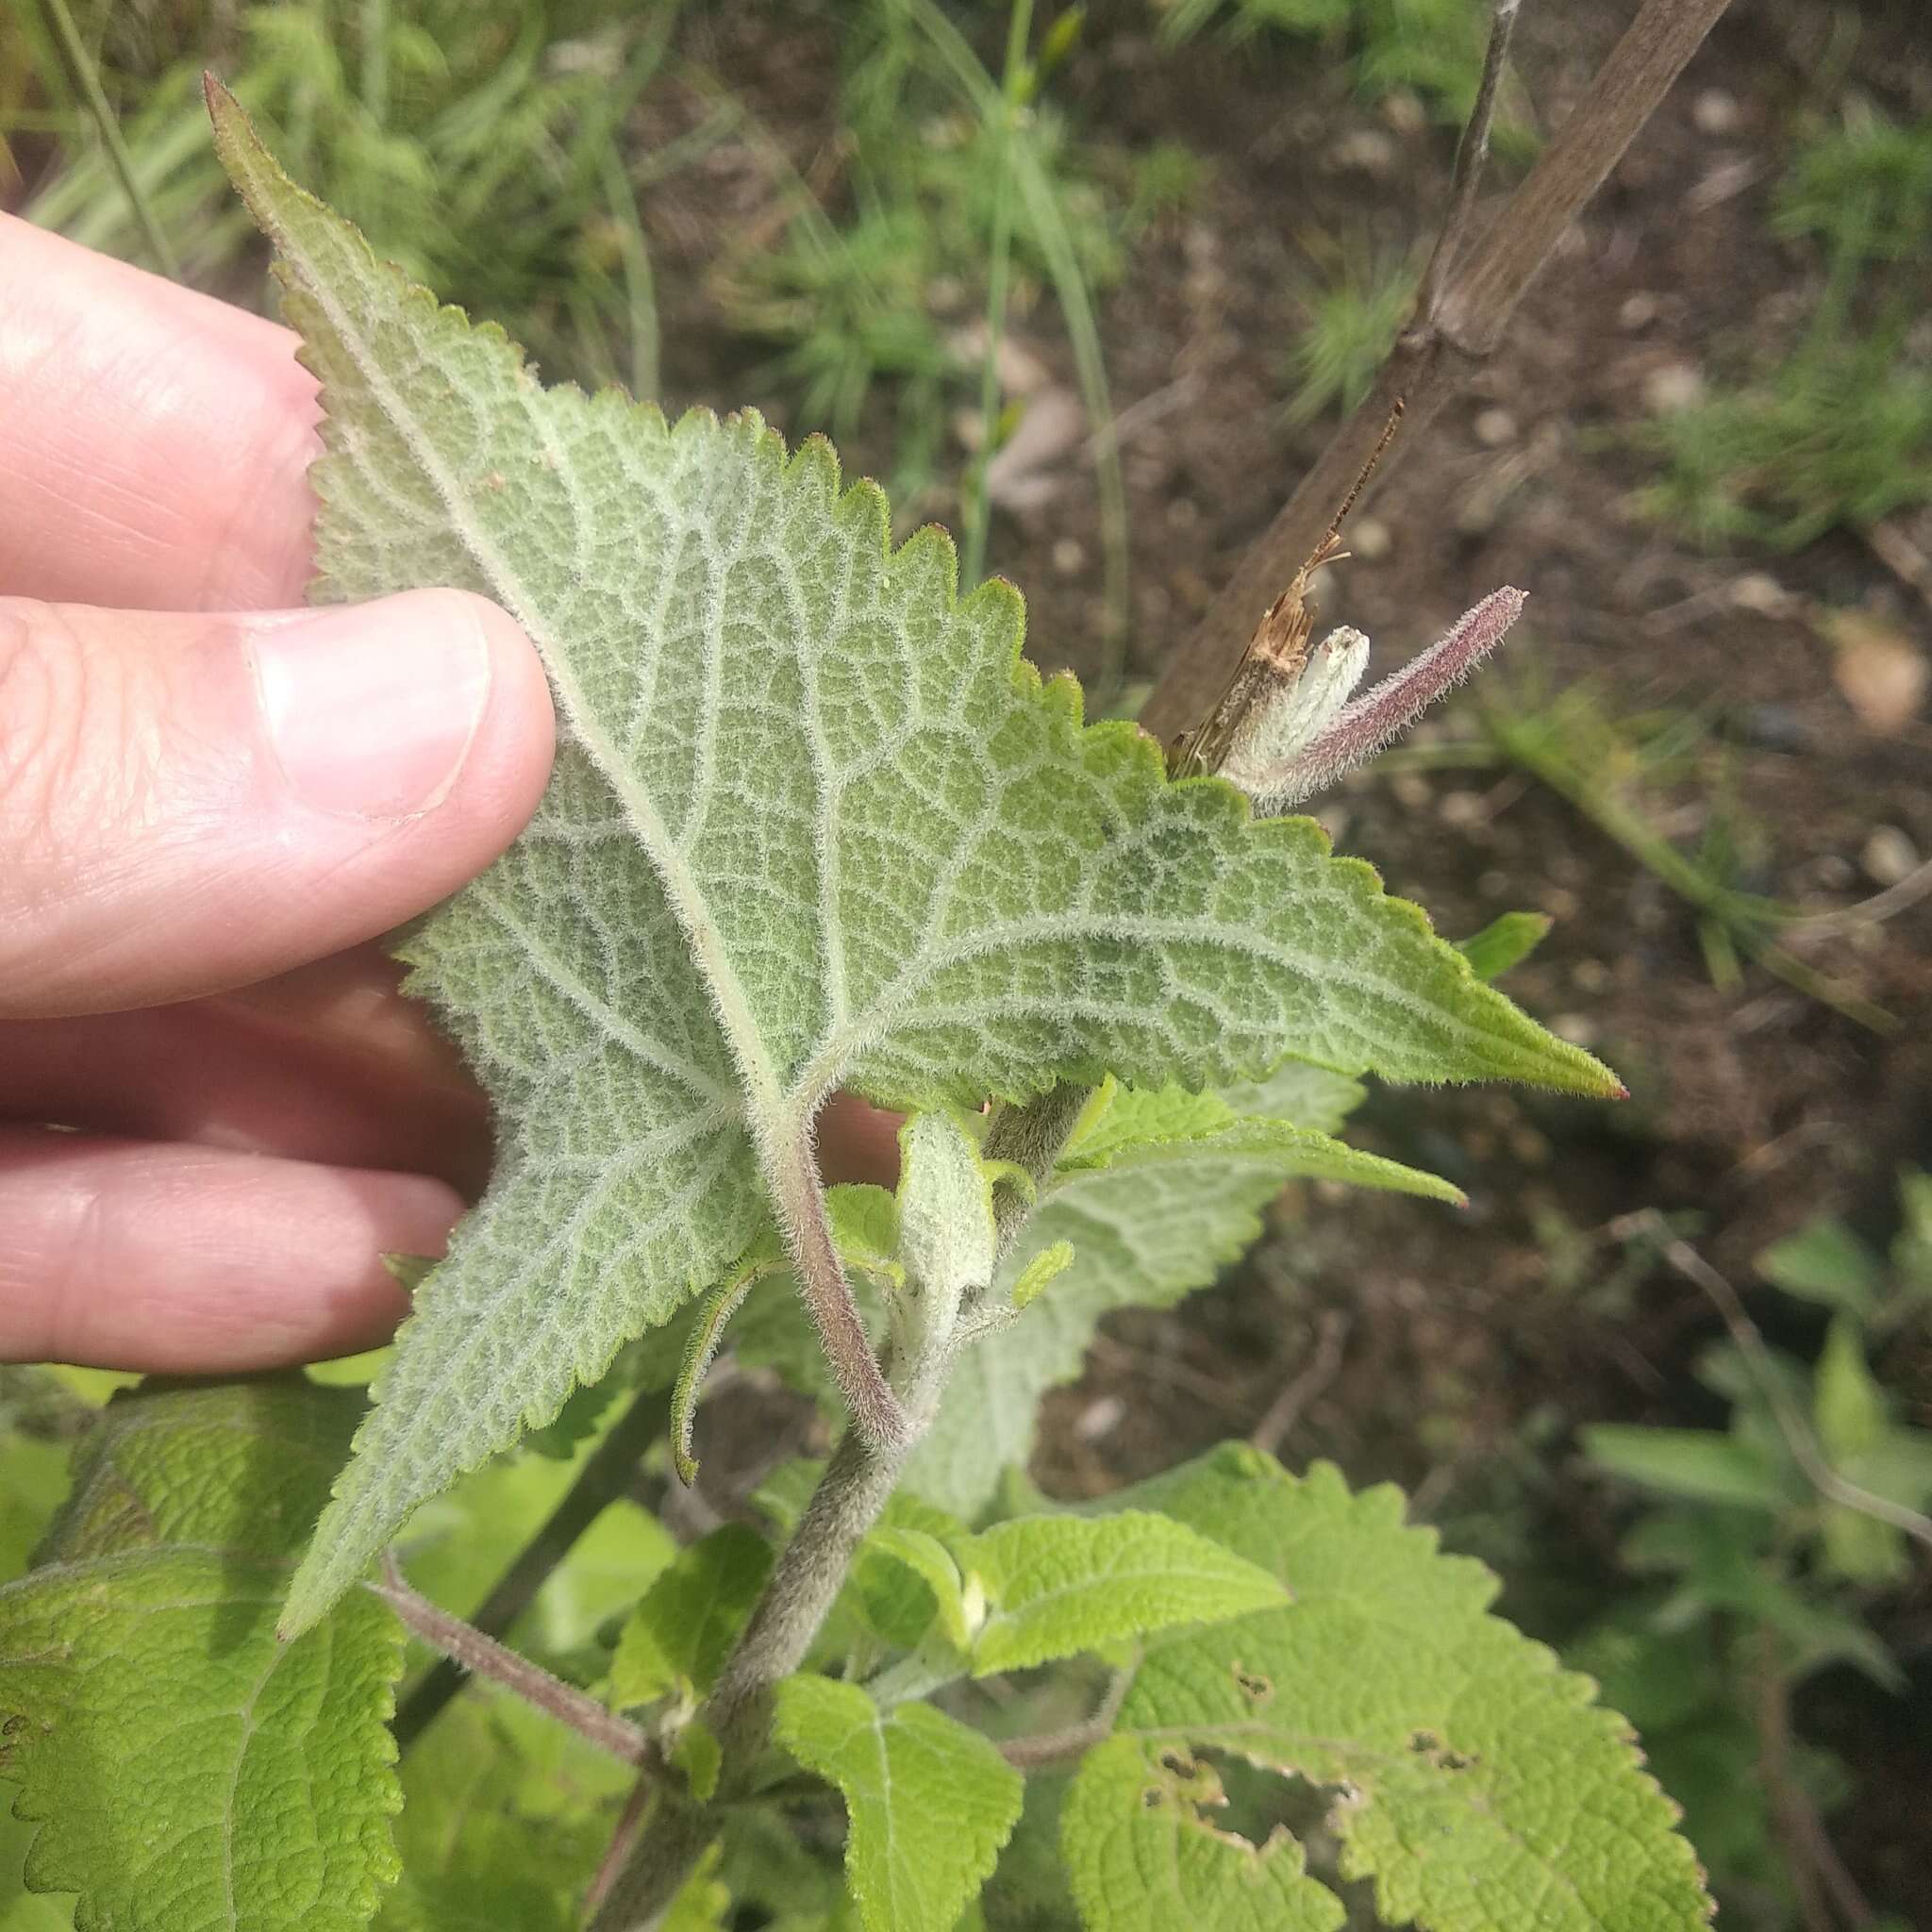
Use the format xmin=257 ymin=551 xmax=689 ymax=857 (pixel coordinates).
xmin=252 ymin=591 xmax=493 ymax=818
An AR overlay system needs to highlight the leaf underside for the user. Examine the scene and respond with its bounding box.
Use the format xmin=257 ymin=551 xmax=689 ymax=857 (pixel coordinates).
xmin=746 ymin=1069 xmax=1431 ymax=1519
xmin=208 ymin=87 xmax=1615 ymax=1637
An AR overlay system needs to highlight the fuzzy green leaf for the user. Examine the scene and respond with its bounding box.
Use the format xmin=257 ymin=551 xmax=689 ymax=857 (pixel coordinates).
xmin=966 ymin=1511 xmax=1285 ymax=1674
xmin=209 ymin=89 xmax=1612 ymax=1636
xmin=1062 ymin=1736 xmax=1344 ymax=1932
xmin=1456 ymin=911 xmax=1552 ymax=982
xmin=1213 ymin=1059 xmax=1365 ymax=1134
xmin=376 ymin=1689 xmax=628 ymax=1932
xmin=867 ymin=1525 xmax=973 ymax=1652
xmin=740 ymin=1073 xmax=1436 ymax=1521
xmin=1082 ymin=1445 xmax=1713 ymax=1932
xmin=0 ymin=1382 xmax=404 ymax=1932
xmin=1009 ymin=1240 xmax=1075 ymax=1311
xmin=772 ymin=1675 xmax=1023 ymax=1932
xmin=608 ymin=1524 xmax=774 ymax=1709
xmin=908 ymin=1102 xmax=1450 ymax=1516
xmin=908 ymin=1150 xmax=1285 ymax=1518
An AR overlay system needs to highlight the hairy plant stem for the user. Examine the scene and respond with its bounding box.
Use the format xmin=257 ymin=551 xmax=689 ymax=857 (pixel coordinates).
xmin=587 ymin=1086 xmax=1083 ymax=1930
xmin=392 ymin=1381 xmax=672 ymax=1751
xmin=372 ymin=1557 xmax=647 ymax=1765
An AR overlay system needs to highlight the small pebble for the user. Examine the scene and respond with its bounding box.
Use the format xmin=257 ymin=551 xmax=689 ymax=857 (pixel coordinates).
xmin=1474 ymin=408 xmax=1517 ymax=447
xmin=1392 ymin=774 xmax=1434 ymax=809
xmin=1333 ymin=128 xmax=1399 ymax=176
xmin=1350 ymin=515 xmax=1391 ymax=560
xmin=1731 ymin=572 xmax=1791 ymax=615
xmin=1551 ymin=1013 xmax=1599 ymax=1048
xmin=1439 ymin=790 xmax=1487 ymax=828
xmin=1732 ymin=703 xmax=1805 ymax=753
xmin=1692 ymin=89 xmax=1740 ymax=136
xmin=1052 ymin=537 xmax=1087 ymax=575
xmin=1381 ymin=90 xmax=1427 ymax=138
xmin=1074 ymin=1395 xmax=1125 ymax=1443
xmin=1642 ymin=360 xmax=1707 ymax=414
xmin=1862 ymin=824 xmax=1921 ymax=888
xmin=1571 ymin=958 xmax=1611 ymax=994
xmin=1619 ymin=292 xmax=1659 ymax=330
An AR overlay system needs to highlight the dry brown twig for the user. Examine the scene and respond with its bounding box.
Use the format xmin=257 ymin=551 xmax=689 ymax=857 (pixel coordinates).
xmin=1141 ymin=0 xmax=1737 ymax=747
xmin=1250 ymin=1309 xmax=1351 ymax=1457
xmin=1755 ymin=1641 xmax=1877 ymax=1932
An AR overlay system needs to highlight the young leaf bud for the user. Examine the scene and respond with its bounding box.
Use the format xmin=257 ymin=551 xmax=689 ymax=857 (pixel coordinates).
xmin=894 ymin=1111 xmax=997 ymax=1355
xmin=1220 ymin=625 xmax=1370 ymax=797
xmin=1229 ymin=587 xmax=1526 ymax=815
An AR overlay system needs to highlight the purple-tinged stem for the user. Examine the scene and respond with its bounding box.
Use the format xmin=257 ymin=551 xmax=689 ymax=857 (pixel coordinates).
xmin=1250 ymin=586 xmax=1526 ymax=814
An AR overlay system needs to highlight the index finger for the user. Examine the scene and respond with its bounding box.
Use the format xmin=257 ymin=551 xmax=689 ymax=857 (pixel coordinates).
xmin=0 ymin=214 xmax=319 ymax=611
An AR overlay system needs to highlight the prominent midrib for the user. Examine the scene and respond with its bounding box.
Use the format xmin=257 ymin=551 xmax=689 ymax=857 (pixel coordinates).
xmin=293 ymin=232 xmax=788 ymax=1134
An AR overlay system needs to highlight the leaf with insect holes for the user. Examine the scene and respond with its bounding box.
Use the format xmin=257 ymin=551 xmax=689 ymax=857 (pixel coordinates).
xmin=0 ymin=1382 xmax=404 ymax=1932
xmin=1062 ymin=1735 xmax=1345 ymax=1932
xmin=208 ymin=87 xmax=1615 ymax=1639
xmin=1066 ymin=1445 xmax=1714 ymax=1932
xmin=772 ymin=1675 xmax=1023 ymax=1932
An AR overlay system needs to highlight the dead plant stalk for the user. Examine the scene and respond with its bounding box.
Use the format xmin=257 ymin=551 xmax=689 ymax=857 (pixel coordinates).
xmin=1140 ymin=0 xmax=1737 ymax=745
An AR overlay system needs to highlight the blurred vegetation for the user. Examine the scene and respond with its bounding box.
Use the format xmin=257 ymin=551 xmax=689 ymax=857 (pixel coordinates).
xmin=4 ymin=0 xmax=684 ymax=389
xmin=1574 ymin=1183 xmax=1932 ymax=1927
xmin=1153 ymin=0 xmax=1499 ymax=125
xmin=1280 ymin=242 xmax=1416 ymax=423
xmin=1633 ymin=104 xmax=1932 ymax=550
xmin=1483 ymin=678 xmax=1898 ymax=1031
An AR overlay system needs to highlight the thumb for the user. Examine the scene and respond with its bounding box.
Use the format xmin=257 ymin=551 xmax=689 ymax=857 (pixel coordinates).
xmin=0 ymin=589 xmax=554 ymax=1017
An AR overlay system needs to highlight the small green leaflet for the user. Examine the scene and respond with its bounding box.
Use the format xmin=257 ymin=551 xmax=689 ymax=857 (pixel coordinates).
xmin=966 ymin=1512 xmax=1285 ymax=1674
xmin=1062 ymin=1737 xmax=1344 ymax=1932
xmin=906 ymin=1078 xmax=1445 ymax=1516
xmin=0 ymin=1382 xmax=404 ymax=1932
xmin=608 ymin=1524 xmax=774 ymax=1708
xmin=208 ymin=87 xmax=1614 ymax=1639
xmin=1071 ymin=1445 xmax=1713 ymax=1932
xmin=377 ymin=1690 xmax=629 ymax=1932
xmin=1456 ymin=910 xmax=1552 ymax=982
xmin=772 ymin=1675 xmax=1024 ymax=1932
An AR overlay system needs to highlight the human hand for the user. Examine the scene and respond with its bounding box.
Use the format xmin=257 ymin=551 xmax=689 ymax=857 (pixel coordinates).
xmin=0 ymin=219 xmax=897 ymax=1375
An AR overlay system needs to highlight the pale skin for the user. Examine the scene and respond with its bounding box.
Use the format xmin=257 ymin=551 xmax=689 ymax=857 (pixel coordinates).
xmin=0 ymin=216 xmax=894 ymax=1374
